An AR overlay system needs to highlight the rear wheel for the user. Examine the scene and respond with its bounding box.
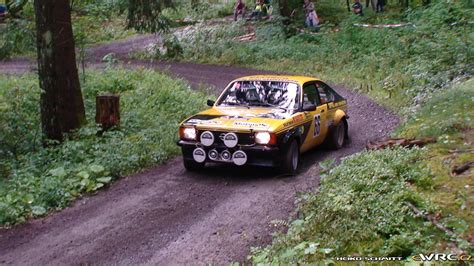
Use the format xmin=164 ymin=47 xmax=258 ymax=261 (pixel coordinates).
xmin=329 ymin=121 xmax=346 ymax=149
xmin=280 ymin=139 xmax=300 ymax=175
xmin=183 ymin=159 xmax=205 ymax=171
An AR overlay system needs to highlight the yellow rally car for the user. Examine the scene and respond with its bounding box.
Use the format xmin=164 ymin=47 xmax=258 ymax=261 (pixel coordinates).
xmin=177 ymin=75 xmax=349 ymax=173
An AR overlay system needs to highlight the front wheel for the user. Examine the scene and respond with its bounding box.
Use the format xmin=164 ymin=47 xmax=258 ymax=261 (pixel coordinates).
xmin=280 ymin=139 xmax=300 ymax=175
xmin=183 ymin=159 xmax=205 ymax=171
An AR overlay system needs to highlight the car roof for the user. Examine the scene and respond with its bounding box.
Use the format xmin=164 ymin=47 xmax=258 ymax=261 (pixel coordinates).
xmin=233 ymin=75 xmax=321 ymax=84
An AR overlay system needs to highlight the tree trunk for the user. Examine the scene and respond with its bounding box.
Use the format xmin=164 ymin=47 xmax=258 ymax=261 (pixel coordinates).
xmin=278 ymin=0 xmax=292 ymax=18
xmin=96 ymin=94 xmax=120 ymax=131
xmin=34 ymin=0 xmax=86 ymax=141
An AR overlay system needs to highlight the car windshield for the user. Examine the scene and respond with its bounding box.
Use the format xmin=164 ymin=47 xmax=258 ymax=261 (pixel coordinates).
xmin=217 ymin=81 xmax=300 ymax=111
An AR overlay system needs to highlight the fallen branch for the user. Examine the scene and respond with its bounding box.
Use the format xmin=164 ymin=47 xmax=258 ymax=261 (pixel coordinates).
xmin=366 ymin=137 xmax=436 ymax=150
xmin=235 ymin=32 xmax=256 ymax=42
xmin=406 ymin=202 xmax=459 ymax=241
xmin=451 ymin=161 xmax=474 ymax=176
xmin=448 ymin=148 xmax=474 ymax=154
xmin=297 ymin=28 xmax=340 ymax=36
xmin=353 ymin=23 xmax=415 ymax=29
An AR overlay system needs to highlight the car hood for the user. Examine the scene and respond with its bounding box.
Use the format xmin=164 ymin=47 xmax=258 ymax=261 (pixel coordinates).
xmin=181 ymin=107 xmax=295 ymax=132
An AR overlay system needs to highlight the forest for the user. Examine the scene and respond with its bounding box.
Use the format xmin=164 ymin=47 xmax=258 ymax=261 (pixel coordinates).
xmin=0 ymin=0 xmax=472 ymax=264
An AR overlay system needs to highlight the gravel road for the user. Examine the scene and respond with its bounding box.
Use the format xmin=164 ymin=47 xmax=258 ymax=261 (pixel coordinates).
xmin=0 ymin=35 xmax=399 ymax=265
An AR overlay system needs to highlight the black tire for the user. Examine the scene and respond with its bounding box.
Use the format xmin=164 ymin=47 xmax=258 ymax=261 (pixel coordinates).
xmin=183 ymin=159 xmax=205 ymax=171
xmin=280 ymin=139 xmax=300 ymax=175
xmin=329 ymin=121 xmax=346 ymax=150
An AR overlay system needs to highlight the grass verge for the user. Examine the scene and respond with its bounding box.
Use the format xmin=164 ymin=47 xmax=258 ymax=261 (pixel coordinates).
xmin=0 ymin=68 xmax=207 ymax=226
xmin=250 ymin=79 xmax=473 ymax=263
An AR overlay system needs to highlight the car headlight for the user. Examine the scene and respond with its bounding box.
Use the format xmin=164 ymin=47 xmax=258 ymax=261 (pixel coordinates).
xmin=180 ymin=127 xmax=197 ymax=140
xmin=255 ymin=132 xmax=276 ymax=145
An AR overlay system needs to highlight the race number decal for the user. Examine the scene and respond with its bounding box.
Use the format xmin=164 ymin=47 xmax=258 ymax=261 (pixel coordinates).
xmin=313 ymin=114 xmax=321 ymax=137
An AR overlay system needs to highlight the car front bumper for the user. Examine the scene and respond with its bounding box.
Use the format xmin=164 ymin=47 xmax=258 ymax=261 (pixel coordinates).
xmin=177 ymin=140 xmax=281 ymax=167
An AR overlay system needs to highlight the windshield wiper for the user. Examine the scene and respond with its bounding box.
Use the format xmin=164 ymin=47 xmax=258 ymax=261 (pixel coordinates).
xmin=251 ymin=103 xmax=287 ymax=111
xmin=222 ymin=102 xmax=250 ymax=109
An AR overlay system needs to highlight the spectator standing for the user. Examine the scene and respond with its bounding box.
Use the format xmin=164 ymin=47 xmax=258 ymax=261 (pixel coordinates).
xmin=376 ymin=0 xmax=385 ymax=12
xmin=303 ymin=0 xmax=319 ymax=28
xmin=366 ymin=0 xmax=376 ymax=11
xmin=352 ymin=0 xmax=363 ymax=15
xmin=234 ymin=0 xmax=246 ymax=21
xmin=0 ymin=4 xmax=6 ymax=16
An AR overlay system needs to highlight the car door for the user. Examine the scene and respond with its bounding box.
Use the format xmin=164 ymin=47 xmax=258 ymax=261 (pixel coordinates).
xmin=300 ymin=82 xmax=328 ymax=152
xmin=315 ymin=81 xmax=339 ymax=139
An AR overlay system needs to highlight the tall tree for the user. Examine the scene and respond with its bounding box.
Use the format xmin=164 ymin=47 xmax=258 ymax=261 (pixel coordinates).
xmin=34 ymin=0 xmax=85 ymax=141
xmin=126 ymin=0 xmax=173 ymax=33
xmin=278 ymin=0 xmax=300 ymax=18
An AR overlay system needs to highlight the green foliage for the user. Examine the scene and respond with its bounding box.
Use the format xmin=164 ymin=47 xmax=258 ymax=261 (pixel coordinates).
xmin=250 ymin=79 xmax=474 ymax=264
xmin=251 ymin=148 xmax=448 ymax=264
xmin=152 ymin=33 xmax=184 ymax=59
xmin=0 ymin=18 xmax=36 ymax=59
xmin=73 ymin=0 xmax=126 ymax=19
xmin=396 ymin=81 xmax=473 ymax=245
xmin=126 ymin=0 xmax=173 ymax=33
xmin=0 ymin=68 xmax=208 ymax=226
xmin=397 ymin=79 xmax=474 ymax=139
xmin=73 ymin=14 xmax=135 ymax=46
xmin=0 ymin=76 xmax=40 ymax=161
xmin=158 ymin=1 xmax=473 ymax=112
xmin=0 ymin=0 xmax=135 ymax=59
xmin=162 ymin=0 xmax=234 ymax=21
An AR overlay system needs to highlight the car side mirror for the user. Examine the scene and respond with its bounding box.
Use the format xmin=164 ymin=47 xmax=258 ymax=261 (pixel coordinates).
xmin=207 ymin=99 xmax=215 ymax=107
xmin=302 ymin=103 xmax=317 ymax=112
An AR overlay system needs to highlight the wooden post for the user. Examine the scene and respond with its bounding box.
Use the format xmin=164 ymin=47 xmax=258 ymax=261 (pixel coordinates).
xmin=96 ymin=94 xmax=120 ymax=131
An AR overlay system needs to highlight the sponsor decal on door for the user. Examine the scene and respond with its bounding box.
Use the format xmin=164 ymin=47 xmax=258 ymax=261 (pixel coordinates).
xmin=314 ymin=114 xmax=321 ymax=137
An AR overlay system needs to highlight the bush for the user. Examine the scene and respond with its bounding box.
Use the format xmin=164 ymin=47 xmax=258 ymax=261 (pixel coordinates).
xmin=0 ymin=18 xmax=36 ymax=59
xmin=0 ymin=1 xmax=134 ymax=59
xmin=0 ymin=68 xmax=208 ymax=226
xmin=162 ymin=1 xmax=234 ymax=22
xmin=251 ymin=148 xmax=442 ymax=264
xmin=398 ymin=79 xmax=474 ymax=139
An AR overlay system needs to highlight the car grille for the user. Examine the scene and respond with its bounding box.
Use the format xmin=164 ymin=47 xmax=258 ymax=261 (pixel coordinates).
xmin=198 ymin=131 xmax=255 ymax=146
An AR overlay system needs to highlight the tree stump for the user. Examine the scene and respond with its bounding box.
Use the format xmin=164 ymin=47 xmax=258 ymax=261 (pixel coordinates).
xmin=96 ymin=94 xmax=120 ymax=131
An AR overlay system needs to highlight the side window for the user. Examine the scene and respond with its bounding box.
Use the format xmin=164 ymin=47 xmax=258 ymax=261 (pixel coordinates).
xmin=316 ymin=82 xmax=335 ymax=104
xmin=302 ymin=83 xmax=320 ymax=108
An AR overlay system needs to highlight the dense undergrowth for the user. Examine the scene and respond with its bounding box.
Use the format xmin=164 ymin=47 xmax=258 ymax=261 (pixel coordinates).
xmin=148 ymin=1 xmax=472 ymax=113
xmin=162 ymin=0 xmax=234 ymax=22
xmin=397 ymin=79 xmax=474 ymax=247
xmin=0 ymin=0 xmax=135 ymax=59
xmin=251 ymin=79 xmax=474 ymax=263
xmin=253 ymin=147 xmax=436 ymax=263
xmin=0 ymin=68 xmax=207 ymax=226
xmin=240 ymin=2 xmax=473 ymax=262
